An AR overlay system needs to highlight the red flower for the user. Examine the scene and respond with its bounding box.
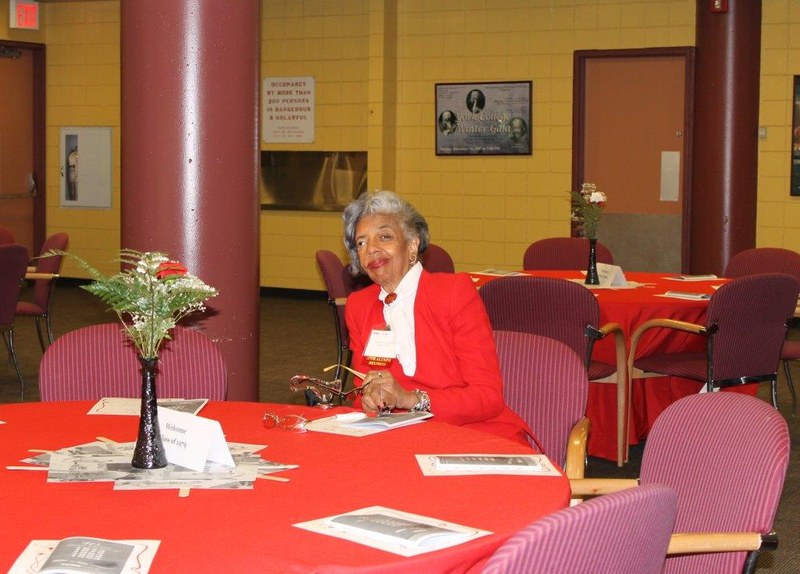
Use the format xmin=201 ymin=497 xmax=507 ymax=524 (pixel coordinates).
xmin=156 ymin=261 xmax=188 ymax=280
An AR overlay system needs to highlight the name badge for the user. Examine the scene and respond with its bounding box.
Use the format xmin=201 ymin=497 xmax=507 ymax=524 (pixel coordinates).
xmin=364 ymin=328 xmax=395 ymax=368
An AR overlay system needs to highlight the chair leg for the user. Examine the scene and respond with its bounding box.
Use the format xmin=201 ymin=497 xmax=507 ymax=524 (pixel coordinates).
xmin=2 ymin=329 xmax=25 ymax=401
xmin=782 ymin=360 xmax=798 ymax=416
xmin=34 ymin=316 xmax=47 ymax=352
xmin=45 ymin=313 xmax=55 ymax=347
xmin=770 ymin=378 xmax=779 ymax=410
xmin=616 ymin=375 xmax=626 ymax=467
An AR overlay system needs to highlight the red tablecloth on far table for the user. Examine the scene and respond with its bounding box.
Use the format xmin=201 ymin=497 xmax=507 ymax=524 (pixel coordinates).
xmin=0 ymin=401 xmax=570 ymax=573
xmin=471 ymin=270 xmax=753 ymax=461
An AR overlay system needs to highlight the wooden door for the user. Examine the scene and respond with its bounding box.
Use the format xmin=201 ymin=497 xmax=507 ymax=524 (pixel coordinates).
xmin=574 ymin=49 xmax=694 ymax=273
xmin=0 ymin=41 xmax=45 ymax=256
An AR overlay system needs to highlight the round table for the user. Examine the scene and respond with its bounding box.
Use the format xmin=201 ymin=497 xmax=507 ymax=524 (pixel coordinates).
xmin=0 ymin=401 xmax=570 ymax=573
xmin=471 ymin=270 xmax=727 ymax=460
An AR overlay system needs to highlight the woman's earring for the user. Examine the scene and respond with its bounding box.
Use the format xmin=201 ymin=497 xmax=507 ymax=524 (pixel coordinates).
xmin=410 ymin=254 xmax=417 ymax=264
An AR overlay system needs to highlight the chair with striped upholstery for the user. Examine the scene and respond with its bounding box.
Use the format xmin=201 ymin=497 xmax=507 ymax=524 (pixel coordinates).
xmin=16 ymin=232 xmax=69 ymax=351
xmin=0 ymin=244 xmax=31 ymax=399
xmin=493 ymin=330 xmax=589 ymax=479
xmin=420 ymin=243 xmax=455 ymax=273
xmin=483 ymin=484 xmax=678 ymax=574
xmin=0 ymin=226 xmax=14 ymax=245
xmin=724 ymin=247 xmax=800 ymax=415
xmin=39 ymin=323 xmax=227 ymax=401
xmin=572 ymin=392 xmax=789 ymax=574
xmin=523 ymin=237 xmax=614 ymax=270
xmin=629 ymin=273 xmax=799 ymax=409
xmin=480 ymin=276 xmax=628 ymax=466
xmin=315 ymin=250 xmax=371 ymax=387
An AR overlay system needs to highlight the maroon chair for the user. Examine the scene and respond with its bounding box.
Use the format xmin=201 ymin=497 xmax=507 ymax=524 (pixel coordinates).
xmin=420 ymin=243 xmax=455 ymax=273
xmin=493 ymin=331 xmax=589 ymax=479
xmin=39 ymin=323 xmax=227 ymax=401
xmin=0 ymin=225 xmax=14 ymax=245
xmin=630 ymin=273 xmax=799 ymax=409
xmin=480 ymin=276 xmax=628 ymax=466
xmin=523 ymin=237 xmax=614 ymax=270
xmin=724 ymin=247 xmax=800 ymax=279
xmin=724 ymin=247 xmax=800 ymax=415
xmin=572 ymin=393 xmax=789 ymax=573
xmin=0 ymin=244 xmax=30 ymax=399
xmin=315 ymin=250 xmax=370 ymax=386
xmin=483 ymin=484 xmax=678 ymax=574
xmin=16 ymin=232 xmax=69 ymax=351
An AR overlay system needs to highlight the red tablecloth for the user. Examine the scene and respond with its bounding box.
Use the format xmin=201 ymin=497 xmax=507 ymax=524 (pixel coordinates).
xmin=471 ymin=270 xmax=744 ymax=460
xmin=0 ymin=401 xmax=570 ymax=573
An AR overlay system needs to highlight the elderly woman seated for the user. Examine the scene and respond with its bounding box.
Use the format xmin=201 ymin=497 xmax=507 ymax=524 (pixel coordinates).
xmin=342 ymin=190 xmax=532 ymax=446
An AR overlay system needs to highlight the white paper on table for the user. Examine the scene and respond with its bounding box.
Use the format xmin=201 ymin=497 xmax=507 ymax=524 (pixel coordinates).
xmin=472 ymin=269 xmax=524 ymax=276
xmin=656 ymin=291 xmax=711 ymax=300
xmin=8 ymin=538 xmax=160 ymax=574
xmin=88 ymin=397 xmax=208 ymax=416
xmin=574 ymin=264 xmax=634 ymax=289
xmin=415 ymin=453 xmax=562 ymax=477
xmin=305 ymin=411 xmax=432 ymax=437
xmin=663 ymin=274 xmax=719 ymax=282
xmin=293 ymin=506 xmax=491 ymax=557
xmin=157 ymin=407 xmax=234 ymax=472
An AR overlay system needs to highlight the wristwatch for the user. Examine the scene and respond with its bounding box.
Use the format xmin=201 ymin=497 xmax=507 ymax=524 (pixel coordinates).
xmin=411 ymin=389 xmax=431 ymax=412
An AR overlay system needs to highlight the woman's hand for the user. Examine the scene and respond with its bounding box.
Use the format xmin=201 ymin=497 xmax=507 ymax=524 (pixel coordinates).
xmin=360 ymin=370 xmax=416 ymax=413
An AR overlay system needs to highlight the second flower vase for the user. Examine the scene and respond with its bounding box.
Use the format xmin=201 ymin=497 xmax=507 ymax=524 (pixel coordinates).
xmin=585 ymin=238 xmax=600 ymax=285
xmin=131 ymin=356 xmax=168 ymax=469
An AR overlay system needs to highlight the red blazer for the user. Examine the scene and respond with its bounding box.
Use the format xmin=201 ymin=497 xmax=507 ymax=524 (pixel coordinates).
xmin=346 ymin=270 xmax=532 ymax=445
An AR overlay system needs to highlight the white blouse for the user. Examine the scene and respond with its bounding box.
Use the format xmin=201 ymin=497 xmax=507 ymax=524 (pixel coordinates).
xmin=378 ymin=261 xmax=422 ymax=376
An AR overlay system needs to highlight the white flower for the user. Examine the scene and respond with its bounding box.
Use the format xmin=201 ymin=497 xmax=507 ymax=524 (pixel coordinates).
xmin=588 ymin=191 xmax=607 ymax=205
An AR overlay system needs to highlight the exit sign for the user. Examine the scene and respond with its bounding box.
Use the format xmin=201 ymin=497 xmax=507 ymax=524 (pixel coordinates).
xmin=9 ymin=0 xmax=39 ymax=30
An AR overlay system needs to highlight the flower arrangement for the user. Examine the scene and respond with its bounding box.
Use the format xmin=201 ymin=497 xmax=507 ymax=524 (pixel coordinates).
xmin=570 ymin=182 xmax=607 ymax=240
xmin=54 ymin=249 xmax=218 ymax=359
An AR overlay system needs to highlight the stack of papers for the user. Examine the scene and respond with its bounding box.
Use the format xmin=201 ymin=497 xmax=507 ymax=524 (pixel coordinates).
xmin=14 ymin=440 xmax=293 ymax=491
xmin=88 ymin=397 xmax=208 ymax=416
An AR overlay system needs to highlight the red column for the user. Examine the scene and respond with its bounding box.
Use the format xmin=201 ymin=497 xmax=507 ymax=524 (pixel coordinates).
xmin=120 ymin=1 xmax=260 ymax=400
xmin=690 ymin=0 xmax=761 ymax=274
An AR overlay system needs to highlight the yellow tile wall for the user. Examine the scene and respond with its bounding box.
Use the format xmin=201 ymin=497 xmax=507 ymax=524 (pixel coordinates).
xmin=6 ymin=0 xmax=797 ymax=289
xmin=46 ymin=0 xmax=121 ymax=277
xmin=390 ymin=0 xmax=695 ymax=273
xmin=758 ymin=0 xmax=800 ymax=249
xmin=260 ymin=0 xmax=370 ymax=289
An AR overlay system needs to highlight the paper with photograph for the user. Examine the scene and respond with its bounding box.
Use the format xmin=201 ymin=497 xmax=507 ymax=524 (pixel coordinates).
xmin=294 ymin=506 xmax=491 ymax=557
xmin=87 ymin=398 xmax=209 ymax=416
xmin=305 ymin=411 xmax=433 ymax=437
xmin=415 ymin=453 xmax=562 ymax=476
xmin=20 ymin=439 xmax=288 ymax=491
xmin=9 ymin=537 xmax=159 ymax=574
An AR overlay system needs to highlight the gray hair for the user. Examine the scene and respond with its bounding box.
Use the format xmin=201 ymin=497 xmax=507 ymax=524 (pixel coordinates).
xmin=342 ymin=190 xmax=430 ymax=275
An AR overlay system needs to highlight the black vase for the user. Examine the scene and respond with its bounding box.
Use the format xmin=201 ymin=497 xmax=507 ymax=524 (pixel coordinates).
xmin=131 ymin=356 xmax=168 ymax=469
xmin=585 ymin=238 xmax=600 ymax=285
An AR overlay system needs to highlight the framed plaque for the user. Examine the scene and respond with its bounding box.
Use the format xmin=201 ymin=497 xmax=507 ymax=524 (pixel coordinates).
xmin=435 ymin=81 xmax=532 ymax=156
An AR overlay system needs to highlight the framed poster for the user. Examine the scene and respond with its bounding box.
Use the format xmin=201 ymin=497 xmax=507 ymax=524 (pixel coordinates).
xmin=792 ymin=76 xmax=800 ymax=196
xmin=59 ymin=127 xmax=112 ymax=208
xmin=435 ymin=81 xmax=532 ymax=156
